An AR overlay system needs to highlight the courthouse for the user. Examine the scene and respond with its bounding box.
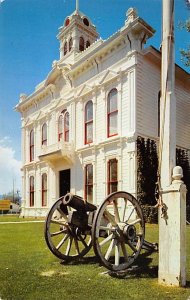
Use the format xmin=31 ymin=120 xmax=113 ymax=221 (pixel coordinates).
xmin=16 ymin=6 xmax=190 ymax=217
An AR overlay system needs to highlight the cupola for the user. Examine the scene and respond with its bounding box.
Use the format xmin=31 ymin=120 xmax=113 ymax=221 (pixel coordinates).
xmin=57 ymin=3 xmax=99 ymax=63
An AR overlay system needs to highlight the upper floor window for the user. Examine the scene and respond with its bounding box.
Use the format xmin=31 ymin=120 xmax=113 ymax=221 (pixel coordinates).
xmin=86 ymin=41 xmax=90 ymax=49
xmin=30 ymin=129 xmax=34 ymax=162
xmin=64 ymin=41 xmax=68 ymax=56
xmin=58 ymin=114 xmax=63 ymax=141
xmin=69 ymin=38 xmax=73 ymax=51
xmin=79 ymin=37 xmax=85 ymax=51
xmin=42 ymin=123 xmax=47 ymax=146
xmin=108 ymin=159 xmax=118 ymax=195
xmin=29 ymin=176 xmax=35 ymax=207
xmin=107 ymin=89 xmax=118 ymax=137
xmin=85 ymin=164 xmax=93 ymax=202
xmin=64 ymin=112 xmax=69 ymax=142
xmin=65 ymin=18 xmax=70 ymax=26
xmin=42 ymin=173 xmax=47 ymax=207
xmin=83 ymin=18 xmax=89 ymax=26
xmin=85 ymin=100 xmax=93 ymax=144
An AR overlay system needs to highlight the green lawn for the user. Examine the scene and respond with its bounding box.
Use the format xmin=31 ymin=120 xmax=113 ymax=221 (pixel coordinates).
xmin=0 ymin=217 xmax=189 ymax=300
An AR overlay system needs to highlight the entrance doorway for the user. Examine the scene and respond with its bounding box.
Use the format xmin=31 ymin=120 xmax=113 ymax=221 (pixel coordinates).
xmin=59 ymin=169 xmax=70 ymax=197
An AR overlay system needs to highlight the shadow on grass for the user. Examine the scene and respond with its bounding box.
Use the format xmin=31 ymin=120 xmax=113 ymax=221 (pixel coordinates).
xmin=108 ymin=251 xmax=158 ymax=280
xmin=60 ymin=255 xmax=100 ymax=266
xmin=60 ymin=251 xmax=159 ymax=280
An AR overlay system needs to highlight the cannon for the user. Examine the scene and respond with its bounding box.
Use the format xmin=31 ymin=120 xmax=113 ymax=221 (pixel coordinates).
xmin=44 ymin=191 xmax=158 ymax=272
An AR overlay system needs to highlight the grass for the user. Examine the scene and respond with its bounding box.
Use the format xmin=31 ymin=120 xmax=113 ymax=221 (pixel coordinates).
xmin=0 ymin=216 xmax=189 ymax=300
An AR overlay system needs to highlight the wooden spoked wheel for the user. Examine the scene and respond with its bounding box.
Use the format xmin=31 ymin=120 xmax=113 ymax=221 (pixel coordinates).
xmin=92 ymin=191 xmax=145 ymax=272
xmin=44 ymin=198 xmax=92 ymax=261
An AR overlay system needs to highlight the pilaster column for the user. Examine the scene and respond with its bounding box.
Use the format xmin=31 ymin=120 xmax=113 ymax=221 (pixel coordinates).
xmin=92 ymin=90 xmax=97 ymax=144
xmin=128 ymin=69 xmax=136 ymax=135
xmin=72 ymin=27 xmax=79 ymax=52
xmin=117 ymin=80 xmax=122 ymax=137
xmin=101 ymin=86 xmax=106 ymax=139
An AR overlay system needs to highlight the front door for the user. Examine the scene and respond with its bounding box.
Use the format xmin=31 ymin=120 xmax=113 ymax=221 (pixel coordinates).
xmin=59 ymin=169 xmax=70 ymax=197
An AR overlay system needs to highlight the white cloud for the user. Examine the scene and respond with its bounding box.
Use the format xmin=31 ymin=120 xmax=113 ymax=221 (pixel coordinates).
xmin=0 ymin=136 xmax=11 ymax=145
xmin=0 ymin=145 xmax=21 ymax=195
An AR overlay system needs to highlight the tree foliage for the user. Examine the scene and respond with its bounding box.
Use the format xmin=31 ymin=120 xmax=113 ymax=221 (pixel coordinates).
xmin=137 ymin=137 xmax=158 ymax=206
xmin=176 ymin=148 xmax=190 ymax=207
xmin=179 ymin=1 xmax=190 ymax=67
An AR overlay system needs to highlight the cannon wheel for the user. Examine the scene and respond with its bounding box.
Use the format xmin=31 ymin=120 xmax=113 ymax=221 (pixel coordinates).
xmin=92 ymin=191 xmax=145 ymax=272
xmin=44 ymin=197 xmax=92 ymax=261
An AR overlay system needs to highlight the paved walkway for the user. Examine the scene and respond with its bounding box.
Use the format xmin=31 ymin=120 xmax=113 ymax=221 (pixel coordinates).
xmin=0 ymin=220 xmax=45 ymax=224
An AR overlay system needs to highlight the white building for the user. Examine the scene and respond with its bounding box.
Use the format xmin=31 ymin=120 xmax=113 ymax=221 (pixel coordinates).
xmin=16 ymin=7 xmax=190 ymax=217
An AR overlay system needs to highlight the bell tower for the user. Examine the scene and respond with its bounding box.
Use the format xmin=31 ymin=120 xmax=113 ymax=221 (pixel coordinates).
xmin=57 ymin=1 xmax=99 ymax=63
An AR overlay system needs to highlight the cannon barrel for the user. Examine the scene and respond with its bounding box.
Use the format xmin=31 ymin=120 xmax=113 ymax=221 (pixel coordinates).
xmin=62 ymin=193 xmax=97 ymax=212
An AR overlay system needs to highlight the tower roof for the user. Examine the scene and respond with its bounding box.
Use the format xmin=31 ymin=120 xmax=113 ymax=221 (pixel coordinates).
xmin=60 ymin=9 xmax=96 ymax=32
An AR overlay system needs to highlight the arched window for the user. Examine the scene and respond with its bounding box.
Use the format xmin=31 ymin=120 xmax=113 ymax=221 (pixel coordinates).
xmin=29 ymin=176 xmax=35 ymax=207
xmin=64 ymin=112 xmax=69 ymax=142
xmin=108 ymin=159 xmax=118 ymax=194
xmin=79 ymin=37 xmax=85 ymax=51
xmin=30 ymin=129 xmax=34 ymax=162
xmin=86 ymin=41 xmax=90 ymax=49
xmin=58 ymin=114 xmax=63 ymax=141
xmin=107 ymin=89 xmax=118 ymax=137
xmin=85 ymin=101 xmax=93 ymax=144
xmin=42 ymin=123 xmax=47 ymax=146
xmin=69 ymin=37 xmax=73 ymax=51
xmin=64 ymin=41 xmax=68 ymax=56
xmin=42 ymin=173 xmax=47 ymax=207
xmin=65 ymin=18 xmax=70 ymax=26
xmin=83 ymin=18 xmax=89 ymax=26
xmin=158 ymin=90 xmax=161 ymax=137
xmin=85 ymin=164 xmax=93 ymax=202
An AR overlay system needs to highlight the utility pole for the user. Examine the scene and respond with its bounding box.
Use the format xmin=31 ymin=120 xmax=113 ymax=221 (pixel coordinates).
xmin=158 ymin=0 xmax=186 ymax=287
xmin=13 ymin=177 xmax=15 ymax=203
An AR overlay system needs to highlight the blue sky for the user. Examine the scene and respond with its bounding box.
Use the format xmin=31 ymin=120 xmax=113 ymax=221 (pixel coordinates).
xmin=0 ymin=0 xmax=189 ymax=194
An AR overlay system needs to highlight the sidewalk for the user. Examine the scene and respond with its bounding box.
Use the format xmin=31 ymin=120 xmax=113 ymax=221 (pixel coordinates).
xmin=0 ymin=220 xmax=45 ymax=224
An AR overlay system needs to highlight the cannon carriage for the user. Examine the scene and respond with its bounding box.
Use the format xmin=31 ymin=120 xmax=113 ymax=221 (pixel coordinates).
xmin=45 ymin=191 xmax=158 ymax=272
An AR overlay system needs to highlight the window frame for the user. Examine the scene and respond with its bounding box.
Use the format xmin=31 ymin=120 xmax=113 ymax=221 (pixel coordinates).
xmin=107 ymin=158 xmax=118 ymax=195
xmin=79 ymin=36 xmax=85 ymax=51
xmin=84 ymin=100 xmax=93 ymax=145
xmin=86 ymin=40 xmax=90 ymax=48
xmin=58 ymin=114 xmax=63 ymax=141
xmin=64 ymin=111 xmax=69 ymax=142
xmin=42 ymin=123 xmax=47 ymax=146
xmin=84 ymin=164 xmax=93 ymax=202
xmin=29 ymin=129 xmax=34 ymax=162
xmin=29 ymin=176 xmax=35 ymax=207
xmin=107 ymin=88 xmax=118 ymax=138
xmin=64 ymin=41 xmax=68 ymax=56
xmin=42 ymin=173 xmax=47 ymax=207
xmin=69 ymin=37 xmax=73 ymax=51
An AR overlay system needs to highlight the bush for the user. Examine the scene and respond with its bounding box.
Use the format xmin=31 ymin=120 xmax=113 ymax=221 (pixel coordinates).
xmin=141 ymin=205 xmax=158 ymax=224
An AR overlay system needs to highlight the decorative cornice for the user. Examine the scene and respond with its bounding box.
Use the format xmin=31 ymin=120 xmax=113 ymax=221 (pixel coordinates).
xmin=15 ymin=84 xmax=56 ymax=113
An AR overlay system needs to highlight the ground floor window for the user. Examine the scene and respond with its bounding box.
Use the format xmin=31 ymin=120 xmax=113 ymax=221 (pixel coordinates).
xmin=108 ymin=159 xmax=118 ymax=194
xmin=29 ymin=176 xmax=35 ymax=207
xmin=42 ymin=173 xmax=47 ymax=206
xmin=85 ymin=164 xmax=93 ymax=202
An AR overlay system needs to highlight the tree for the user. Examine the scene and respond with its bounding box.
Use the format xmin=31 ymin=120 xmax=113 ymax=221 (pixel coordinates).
xmin=137 ymin=137 xmax=158 ymax=206
xmin=179 ymin=0 xmax=190 ymax=67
